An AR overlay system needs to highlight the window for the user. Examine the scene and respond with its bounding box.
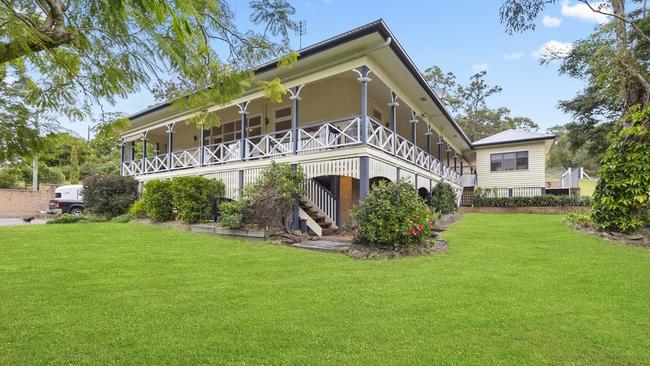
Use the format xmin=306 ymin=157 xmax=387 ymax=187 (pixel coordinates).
xmin=373 ymin=108 xmax=382 ymax=122
xmin=274 ymin=107 xmax=292 ymax=132
xmin=490 ymin=151 xmax=528 ymax=171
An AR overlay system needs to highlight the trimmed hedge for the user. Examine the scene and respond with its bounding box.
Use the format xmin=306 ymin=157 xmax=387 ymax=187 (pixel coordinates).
xmin=170 ymin=176 xmax=225 ymax=224
xmin=83 ymin=175 xmax=139 ymax=218
xmin=142 ymin=180 xmax=175 ymax=222
xmin=474 ymin=194 xmax=591 ymax=208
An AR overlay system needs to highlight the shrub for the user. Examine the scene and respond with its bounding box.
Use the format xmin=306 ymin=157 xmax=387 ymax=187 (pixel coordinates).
xmin=171 ymin=176 xmax=225 ymax=224
xmin=239 ymin=162 xmax=306 ymax=230
xmin=351 ymin=179 xmax=437 ymax=247
xmin=142 ymin=180 xmax=174 ymax=222
xmin=473 ymin=194 xmax=591 ymax=208
xmin=592 ymin=105 xmax=650 ymax=233
xmin=218 ymin=201 xmax=243 ymax=228
xmin=47 ymin=213 xmax=108 ymax=224
xmin=430 ymin=182 xmax=457 ymax=215
xmin=111 ymin=213 xmax=133 ymax=223
xmin=566 ymin=212 xmax=592 ymax=227
xmin=83 ymin=175 xmax=139 ymax=218
xmin=128 ymin=199 xmax=147 ymax=218
xmin=0 ymin=167 xmax=20 ymax=188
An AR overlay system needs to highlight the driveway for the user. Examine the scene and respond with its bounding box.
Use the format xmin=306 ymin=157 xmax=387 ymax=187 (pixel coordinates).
xmin=0 ymin=218 xmax=48 ymax=226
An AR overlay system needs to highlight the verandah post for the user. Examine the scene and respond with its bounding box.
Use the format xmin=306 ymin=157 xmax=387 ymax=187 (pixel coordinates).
xmin=119 ymin=139 xmax=125 ymax=175
xmin=238 ymin=101 xmax=249 ymax=160
xmin=410 ymin=110 xmax=418 ymax=162
xmin=289 ymin=85 xmax=303 ymax=154
xmin=291 ymin=164 xmax=300 ymax=230
xmin=199 ymin=122 xmax=205 ymax=167
xmin=359 ymin=156 xmax=369 ymax=200
xmin=389 ymin=91 xmax=398 ymax=156
xmin=166 ymin=123 xmax=174 ymax=171
xmin=141 ymin=131 xmax=147 ymax=173
xmin=356 ymin=66 xmax=371 ymax=144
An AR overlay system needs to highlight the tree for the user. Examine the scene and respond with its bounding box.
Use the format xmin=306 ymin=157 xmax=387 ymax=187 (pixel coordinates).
xmin=0 ymin=0 xmax=298 ymax=160
xmin=423 ymin=67 xmax=539 ymax=141
xmin=500 ymin=0 xmax=650 ymax=231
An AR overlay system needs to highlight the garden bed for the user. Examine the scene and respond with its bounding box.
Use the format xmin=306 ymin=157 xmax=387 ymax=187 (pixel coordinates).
xmin=572 ymin=224 xmax=650 ymax=248
xmin=346 ymin=239 xmax=448 ymax=259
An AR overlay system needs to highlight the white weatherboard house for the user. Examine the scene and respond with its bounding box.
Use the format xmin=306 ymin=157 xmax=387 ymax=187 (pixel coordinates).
xmin=119 ymin=20 xmax=555 ymax=236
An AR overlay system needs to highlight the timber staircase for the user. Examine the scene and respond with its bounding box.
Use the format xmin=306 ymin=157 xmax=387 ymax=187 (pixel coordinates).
xmin=299 ymin=197 xmax=337 ymax=236
xmin=299 ymin=179 xmax=339 ymax=236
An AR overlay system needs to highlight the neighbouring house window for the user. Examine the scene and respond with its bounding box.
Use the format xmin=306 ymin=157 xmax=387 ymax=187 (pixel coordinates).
xmin=490 ymin=151 xmax=528 ymax=171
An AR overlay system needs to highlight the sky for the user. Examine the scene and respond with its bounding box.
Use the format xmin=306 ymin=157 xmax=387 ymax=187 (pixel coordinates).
xmin=65 ymin=0 xmax=607 ymax=139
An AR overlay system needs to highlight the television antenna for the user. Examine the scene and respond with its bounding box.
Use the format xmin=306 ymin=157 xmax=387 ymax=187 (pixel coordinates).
xmin=296 ymin=20 xmax=306 ymax=49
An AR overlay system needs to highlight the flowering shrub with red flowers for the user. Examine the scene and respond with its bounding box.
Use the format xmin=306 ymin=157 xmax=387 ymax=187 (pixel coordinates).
xmin=351 ymin=179 xmax=437 ymax=247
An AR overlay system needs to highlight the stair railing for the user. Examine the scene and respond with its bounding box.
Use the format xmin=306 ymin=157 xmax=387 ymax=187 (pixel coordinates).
xmin=302 ymin=178 xmax=337 ymax=226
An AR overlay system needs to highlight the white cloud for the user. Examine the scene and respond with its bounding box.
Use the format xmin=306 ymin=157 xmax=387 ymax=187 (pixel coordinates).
xmin=503 ymin=51 xmax=524 ymax=61
xmin=471 ymin=63 xmax=489 ymax=73
xmin=542 ymin=15 xmax=562 ymax=27
xmin=561 ymin=1 xmax=610 ymax=23
xmin=531 ymin=40 xmax=573 ymax=62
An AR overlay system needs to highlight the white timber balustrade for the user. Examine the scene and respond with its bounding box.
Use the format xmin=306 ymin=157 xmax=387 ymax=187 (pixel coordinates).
xmin=171 ymin=148 xmax=201 ymax=169
xmin=120 ymin=115 xmax=463 ymax=186
xmin=144 ymin=153 xmax=169 ymax=173
xmin=395 ymin=135 xmax=415 ymax=163
xmin=297 ymin=117 xmax=361 ymax=152
xmin=203 ymin=141 xmax=241 ymax=165
xmin=244 ymin=130 xmax=293 ymax=159
xmin=367 ymin=117 xmax=394 ymax=153
xmin=303 ymin=178 xmax=337 ymax=224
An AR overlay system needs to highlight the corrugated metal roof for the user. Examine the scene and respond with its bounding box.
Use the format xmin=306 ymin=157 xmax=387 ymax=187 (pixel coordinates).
xmin=473 ymin=129 xmax=555 ymax=147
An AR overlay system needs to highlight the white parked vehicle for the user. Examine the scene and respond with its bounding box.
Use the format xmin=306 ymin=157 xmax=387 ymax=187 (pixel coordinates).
xmin=48 ymin=185 xmax=84 ymax=215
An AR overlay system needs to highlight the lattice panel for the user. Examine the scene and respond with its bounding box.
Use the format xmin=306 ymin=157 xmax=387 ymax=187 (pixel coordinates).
xmin=243 ymin=168 xmax=263 ymax=186
xmin=302 ymin=158 xmax=359 ymax=178
xmin=369 ymin=158 xmax=397 ymax=181
xmin=417 ymin=176 xmax=430 ymax=190
xmin=205 ymin=170 xmax=239 ymax=199
xmin=399 ymin=170 xmax=415 ymax=183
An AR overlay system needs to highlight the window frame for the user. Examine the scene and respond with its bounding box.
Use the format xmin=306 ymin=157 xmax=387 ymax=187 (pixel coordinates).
xmin=490 ymin=150 xmax=529 ymax=172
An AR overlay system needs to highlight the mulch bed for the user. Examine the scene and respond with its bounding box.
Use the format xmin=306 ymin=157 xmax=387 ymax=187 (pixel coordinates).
xmin=346 ymin=239 xmax=448 ymax=259
xmin=573 ymin=224 xmax=650 ymax=248
xmin=344 ymin=213 xmax=462 ymax=259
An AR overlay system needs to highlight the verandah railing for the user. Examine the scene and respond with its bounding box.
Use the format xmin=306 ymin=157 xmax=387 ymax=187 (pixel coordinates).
xmin=122 ymin=115 xmax=462 ymax=184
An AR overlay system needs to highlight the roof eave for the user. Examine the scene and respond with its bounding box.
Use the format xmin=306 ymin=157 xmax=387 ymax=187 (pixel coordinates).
xmin=472 ymin=135 xmax=557 ymax=149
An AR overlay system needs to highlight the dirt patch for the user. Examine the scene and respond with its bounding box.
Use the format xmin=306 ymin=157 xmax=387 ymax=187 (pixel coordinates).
xmin=346 ymin=239 xmax=448 ymax=259
xmin=573 ymin=224 xmax=650 ymax=248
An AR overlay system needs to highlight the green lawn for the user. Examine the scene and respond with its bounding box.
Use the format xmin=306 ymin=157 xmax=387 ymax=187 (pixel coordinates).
xmin=1 ymin=214 xmax=649 ymax=365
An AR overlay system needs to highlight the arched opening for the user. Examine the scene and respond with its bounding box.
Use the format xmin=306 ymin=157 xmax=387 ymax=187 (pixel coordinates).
xmin=418 ymin=187 xmax=430 ymax=204
xmin=370 ymin=176 xmax=391 ymax=191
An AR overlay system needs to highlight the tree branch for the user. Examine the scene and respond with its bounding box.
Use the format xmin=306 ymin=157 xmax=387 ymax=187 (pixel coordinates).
xmin=579 ymin=0 xmax=650 ymax=44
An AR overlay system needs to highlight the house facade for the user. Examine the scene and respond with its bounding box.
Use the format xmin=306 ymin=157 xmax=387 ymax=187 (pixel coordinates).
xmin=118 ymin=20 xmax=554 ymax=235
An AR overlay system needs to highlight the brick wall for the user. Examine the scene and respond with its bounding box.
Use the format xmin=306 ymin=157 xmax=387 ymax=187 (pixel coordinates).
xmin=338 ymin=176 xmax=359 ymax=226
xmin=0 ymin=184 xmax=57 ymax=218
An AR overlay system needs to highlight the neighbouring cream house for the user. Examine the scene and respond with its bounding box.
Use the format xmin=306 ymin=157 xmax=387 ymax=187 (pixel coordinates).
xmin=118 ymin=20 xmax=555 ymax=236
xmin=465 ymin=129 xmax=556 ymax=199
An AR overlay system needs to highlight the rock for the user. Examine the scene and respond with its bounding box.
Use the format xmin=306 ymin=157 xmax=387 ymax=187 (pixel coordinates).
xmin=627 ymin=234 xmax=644 ymax=241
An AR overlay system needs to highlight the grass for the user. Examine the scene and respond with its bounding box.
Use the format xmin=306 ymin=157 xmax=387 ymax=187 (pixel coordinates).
xmin=579 ymin=178 xmax=598 ymax=197
xmin=1 ymin=214 xmax=649 ymax=365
